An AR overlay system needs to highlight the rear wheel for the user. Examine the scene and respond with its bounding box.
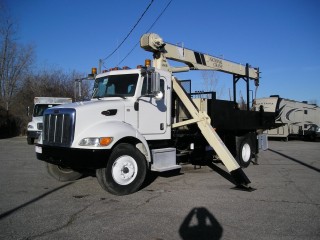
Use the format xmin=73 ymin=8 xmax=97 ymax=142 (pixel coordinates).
xmin=46 ymin=163 xmax=83 ymax=182
xmin=96 ymin=143 xmax=147 ymax=195
xmin=236 ymin=136 xmax=253 ymax=168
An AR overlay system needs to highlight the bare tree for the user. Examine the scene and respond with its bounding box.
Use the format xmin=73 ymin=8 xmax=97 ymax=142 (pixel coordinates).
xmin=0 ymin=14 xmax=34 ymax=111
xmin=200 ymin=71 xmax=224 ymax=98
xmin=17 ymin=68 xmax=87 ymax=104
xmin=238 ymin=91 xmax=247 ymax=110
xmin=12 ymin=68 xmax=89 ymax=135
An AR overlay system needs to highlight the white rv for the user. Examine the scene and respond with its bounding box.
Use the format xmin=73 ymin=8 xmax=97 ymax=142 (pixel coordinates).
xmin=27 ymin=97 xmax=72 ymax=144
xmin=254 ymin=95 xmax=320 ymax=141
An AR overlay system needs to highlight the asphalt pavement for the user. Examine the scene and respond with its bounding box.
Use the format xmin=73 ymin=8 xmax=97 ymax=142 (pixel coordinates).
xmin=0 ymin=137 xmax=319 ymax=240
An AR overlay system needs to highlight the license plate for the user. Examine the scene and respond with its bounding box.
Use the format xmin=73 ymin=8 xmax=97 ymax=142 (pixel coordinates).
xmin=35 ymin=146 xmax=42 ymax=154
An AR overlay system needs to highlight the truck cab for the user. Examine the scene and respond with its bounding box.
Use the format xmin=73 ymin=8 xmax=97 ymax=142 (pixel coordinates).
xmin=36 ymin=66 xmax=182 ymax=195
xmin=90 ymin=68 xmax=171 ymax=140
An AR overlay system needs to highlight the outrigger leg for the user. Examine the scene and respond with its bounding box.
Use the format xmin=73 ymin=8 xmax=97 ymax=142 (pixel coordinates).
xmin=172 ymin=77 xmax=253 ymax=190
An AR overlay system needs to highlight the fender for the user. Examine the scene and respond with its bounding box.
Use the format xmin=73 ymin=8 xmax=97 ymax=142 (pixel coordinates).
xmin=72 ymin=121 xmax=151 ymax=162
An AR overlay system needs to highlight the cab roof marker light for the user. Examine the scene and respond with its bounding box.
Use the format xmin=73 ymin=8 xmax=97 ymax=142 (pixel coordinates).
xmin=88 ymin=67 xmax=97 ymax=78
xmin=109 ymin=67 xmax=122 ymax=71
xmin=145 ymin=59 xmax=151 ymax=67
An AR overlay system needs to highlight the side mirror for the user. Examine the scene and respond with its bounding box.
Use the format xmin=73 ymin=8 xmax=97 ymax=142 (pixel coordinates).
xmin=151 ymin=72 xmax=163 ymax=100
xmin=151 ymin=72 xmax=160 ymax=93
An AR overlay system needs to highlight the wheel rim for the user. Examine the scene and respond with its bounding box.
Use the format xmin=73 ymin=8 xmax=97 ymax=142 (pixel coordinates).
xmin=241 ymin=143 xmax=251 ymax=163
xmin=112 ymin=155 xmax=138 ymax=185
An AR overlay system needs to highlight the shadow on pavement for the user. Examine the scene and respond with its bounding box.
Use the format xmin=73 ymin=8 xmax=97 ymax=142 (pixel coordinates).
xmin=268 ymin=148 xmax=320 ymax=173
xmin=179 ymin=207 xmax=223 ymax=240
xmin=0 ymin=182 xmax=74 ymax=220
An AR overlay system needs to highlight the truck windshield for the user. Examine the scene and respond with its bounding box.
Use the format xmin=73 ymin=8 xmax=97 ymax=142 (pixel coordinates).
xmin=92 ymin=73 xmax=139 ymax=99
xmin=33 ymin=104 xmax=58 ymax=117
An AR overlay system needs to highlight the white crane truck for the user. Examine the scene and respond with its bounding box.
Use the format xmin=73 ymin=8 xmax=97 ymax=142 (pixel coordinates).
xmin=27 ymin=97 xmax=72 ymax=144
xmin=35 ymin=33 xmax=274 ymax=195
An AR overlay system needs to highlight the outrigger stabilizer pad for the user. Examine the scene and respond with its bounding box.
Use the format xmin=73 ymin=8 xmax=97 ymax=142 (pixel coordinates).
xmin=230 ymin=168 xmax=256 ymax=192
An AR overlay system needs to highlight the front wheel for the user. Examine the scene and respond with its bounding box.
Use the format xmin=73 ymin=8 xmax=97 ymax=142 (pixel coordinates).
xmin=46 ymin=163 xmax=83 ymax=182
xmin=96 ymin=143 xmax=147 ymax=195
xmin=27 ymin=137 xmax=34 ymax=145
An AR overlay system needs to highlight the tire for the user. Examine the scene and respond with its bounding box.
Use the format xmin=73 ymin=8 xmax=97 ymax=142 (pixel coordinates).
xmin=27 ymin=137 xmax=34 ymax=145
xmin=309 ymin=134 xmax=316 ymax=142
xmin=236 ymin=137 xmax=253 ymax=168
xmin=46 ymin=163 xmax=83 ymax=182
xmin=96 ymin=143 xmax=147 ymax=195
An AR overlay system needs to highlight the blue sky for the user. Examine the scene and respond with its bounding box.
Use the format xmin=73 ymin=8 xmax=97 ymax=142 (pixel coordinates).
xmin=4 ymin=0 xmax=320 ymax=104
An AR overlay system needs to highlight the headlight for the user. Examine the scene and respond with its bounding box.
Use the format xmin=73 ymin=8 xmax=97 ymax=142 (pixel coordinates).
xmin=79 ymin=137 xmax=113 ymax=147
xmin=28 ymin=125 xmax=34 ymax=129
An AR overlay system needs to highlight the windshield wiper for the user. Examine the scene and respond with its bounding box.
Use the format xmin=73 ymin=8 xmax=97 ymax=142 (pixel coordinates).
xmin=93 ymin=94 xmax=127 ymax=99
xmin=92 ymin=89 xmax=102 ymax=100
xmin=92 ymin=96 xmax=102 ymax=100
xmin=105 ymin=94 xmax=126 ymax=99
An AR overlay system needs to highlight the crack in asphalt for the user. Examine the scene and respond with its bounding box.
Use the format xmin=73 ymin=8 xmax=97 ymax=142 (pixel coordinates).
xmin=239 ymin=197 xmax=320 ymax=207
xmin=23 ymin=203 xmax=93 ymax=240
xmin=276 ymin=167 xmax=319 ymax=206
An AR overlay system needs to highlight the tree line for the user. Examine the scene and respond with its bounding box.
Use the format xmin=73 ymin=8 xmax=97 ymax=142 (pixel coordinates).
xmin=0 ymin=13 xmax=91 ymax=138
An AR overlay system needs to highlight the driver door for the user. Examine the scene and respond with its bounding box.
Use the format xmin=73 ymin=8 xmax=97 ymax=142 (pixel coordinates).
xmin=138 ymin=75 xmax=170 ymax=140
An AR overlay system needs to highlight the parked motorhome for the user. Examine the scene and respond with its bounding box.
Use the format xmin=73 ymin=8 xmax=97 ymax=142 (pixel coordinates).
xmin=254 ymin=95 xmax=320 ymax=141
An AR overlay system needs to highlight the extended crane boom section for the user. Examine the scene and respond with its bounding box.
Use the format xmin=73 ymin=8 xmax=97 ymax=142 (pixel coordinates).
xmin=140 ymin=33 xmax=259 ymax=81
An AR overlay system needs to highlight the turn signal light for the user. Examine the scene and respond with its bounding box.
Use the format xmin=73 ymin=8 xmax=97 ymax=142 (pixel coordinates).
xmin=100 ymin=137 xmax=113 ymax=146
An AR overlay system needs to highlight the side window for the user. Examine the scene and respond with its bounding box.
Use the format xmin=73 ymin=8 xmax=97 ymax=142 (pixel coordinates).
xmin=141 ymin=76 xmax=151 ymax=95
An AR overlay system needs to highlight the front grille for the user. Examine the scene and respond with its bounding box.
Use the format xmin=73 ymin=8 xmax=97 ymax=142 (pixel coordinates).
xmin=43 ymin=108 xmax=75 ymax=147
